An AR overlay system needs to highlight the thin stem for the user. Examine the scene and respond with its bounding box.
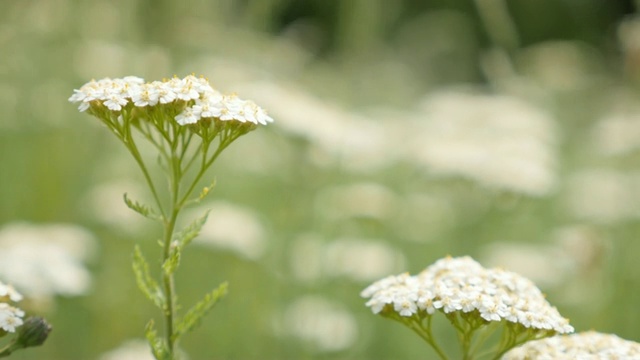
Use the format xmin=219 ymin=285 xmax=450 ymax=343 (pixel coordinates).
xmin=404 ymin=317 xmax=450 ymax=360
xmin=177 ymin=134 xmax=235 ymax=207
xmin=104 ymin=115 xmax=168 ymax=220
xmin=163 ymin=126 xmax=184 ymax=357
xmin=162 ymin=208 xmax=179 ymax=356
xmin=469 ymin=321 xmax=500 ymax=357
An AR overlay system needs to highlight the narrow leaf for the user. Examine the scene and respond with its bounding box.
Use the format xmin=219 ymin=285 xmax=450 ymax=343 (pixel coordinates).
xmin=123 ymin=193 xmax=161 ymax=221
xmin=174 ymin=210 xmax=210 ymax=249
xmin=162 ymin=244 xmax=181 ymax=276
xmin=145 ymin=320 xmax=170 ymax=360
xmin=132 ymin=245 xmax=165 ymax=309
xmin=174 ymin=282 xmax=228 ymax=339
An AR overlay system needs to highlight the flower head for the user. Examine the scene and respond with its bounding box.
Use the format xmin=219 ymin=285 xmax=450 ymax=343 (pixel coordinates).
xmin=0 ymin=303 xmax=25 ymax=333
xmin=502 ymin=331 xmax=640 ymax=359
xmin=69 ymin=75 xmax=274 ymax=127
xmin=361 ymin=256 xmax=573 ymax=334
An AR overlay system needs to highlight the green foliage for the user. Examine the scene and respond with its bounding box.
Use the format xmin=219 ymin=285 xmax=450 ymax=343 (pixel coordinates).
xmin=123 ymin=193 xmax=162 ymax=221
xmin=174 ymin=282 xmax=229 ymax=340
xmin=161 ymin=210 xmax=210 ymax=276
xmin=145 ymin=320 xmax=170 ymax=360
xmin=132 ymin=246 xmax=165 ymax=310
xmin=162 ymin=245 xmax=181 ymax=276
xmin=173 ymin=210 xmax=210 ymax=249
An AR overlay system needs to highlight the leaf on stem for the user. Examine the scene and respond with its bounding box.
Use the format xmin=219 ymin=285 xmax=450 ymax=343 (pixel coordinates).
xmin=162 ymin=244 xmax=181 ymax=276
xmin=174 ymin=210 xmax=210 ymax=249
xmin=162 ymin=209 xmax=209 ymax=276
xmin=145 ymin=320 xmax=170 ymax=360
xmin=174 ymin=282 xmax=229 ymax=339
xmin=132 ymin=245 xmax=165 ymax=309
xmin=123 ymin=193 xmax=162 ymax=221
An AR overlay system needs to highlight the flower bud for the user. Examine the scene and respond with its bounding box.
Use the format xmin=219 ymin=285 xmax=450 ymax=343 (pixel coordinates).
xmin=16 ymin=317 xmax=52 ymax=348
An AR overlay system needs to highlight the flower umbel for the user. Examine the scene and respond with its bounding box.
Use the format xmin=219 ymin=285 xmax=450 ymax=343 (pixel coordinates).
xmin=361 ymin=256 xmax=574 ymax=360
xmin=69 ymin=75 xmax=272 ymax=360
xmin=502 ymin=331 xmax=640 ymax=359
xmin=68 ymin=75 xmax=273 ymax=126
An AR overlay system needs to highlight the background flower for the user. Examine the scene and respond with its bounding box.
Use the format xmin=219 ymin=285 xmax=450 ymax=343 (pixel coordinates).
xmin=2 ymin=0 xmax=640 ymax=358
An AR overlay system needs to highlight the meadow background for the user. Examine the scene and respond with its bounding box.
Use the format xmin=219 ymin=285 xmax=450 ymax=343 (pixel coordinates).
xmin=1 ymin=0 xmax=640 ymax=359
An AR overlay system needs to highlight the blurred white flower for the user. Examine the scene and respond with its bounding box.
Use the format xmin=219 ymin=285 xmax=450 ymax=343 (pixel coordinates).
xmin=188 ymin=202 xmax=266 ymax=260
xmin=503 ymin=331 xmax=640 ymax=359
xmin=84 ymin=180 xmax=150 ymax=233
xmin=411 ymin=90 xmax=557 ymax=196
xmin=289 ymin=234 xmax=325 ymax=282
xmin=0 ymin=222 xmax=95 ymax=298
xmin=324 ymin=238 xmax=406 ymax=282
xmin=99 ymin=340 xmax=154 ymax=360
xmin=593 ymin=112 xmax=640 ymax=156
xmin=480 ymin=243 xmax=572 ymax=288
xmin=481 ymin=225 xmax=606 ymax=289
xmin=315 ymin=182 xmax=397 ymax=221
xmin=0 ymin=281 xmax=23 ymax=302
xmin=238 ymin=82 xmax=401 ymax=172
xmin=393 ymin=192 xmax=455 ymax=243
xmin=290 ymin=235 xmax=405 ymax=283
xmin=552 ymin=225 xmax=605 ymax=274
xmin=280 ymin=296 xmax=358 ymax=352
xmin=565 ymin=169 xmax=640 ymax=223
xmin=516 ymin=41 xmax=602 ymax=91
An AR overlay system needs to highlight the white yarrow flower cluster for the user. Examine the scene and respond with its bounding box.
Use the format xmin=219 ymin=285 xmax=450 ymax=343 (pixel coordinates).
xmin=361 ymin=256 xmax=573 ymax=334
xmin=69 ymin=75 xmax=274 ymax=126
xmin=502 ymin=331 xmax=640 ymax=359
xmin=0 ymin=281 xmax=24 ymax=333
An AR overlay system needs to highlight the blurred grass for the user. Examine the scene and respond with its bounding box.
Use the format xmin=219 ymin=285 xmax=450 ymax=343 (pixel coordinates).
xmin=2 ymin=0 xmax=640 ymax=359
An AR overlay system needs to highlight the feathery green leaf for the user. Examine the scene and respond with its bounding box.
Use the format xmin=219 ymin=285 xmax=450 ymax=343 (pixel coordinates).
xmin=132 ymin=245 xmax=165 ymax=310
xmin=123 ymin=193 xmax=162 ymax=221
xmin=174 ymin=282 xmax=228 ymax=339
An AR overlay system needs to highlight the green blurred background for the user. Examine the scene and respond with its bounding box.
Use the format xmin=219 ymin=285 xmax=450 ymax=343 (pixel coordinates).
xmin=1 ymin=0 xmax=640 ymax=359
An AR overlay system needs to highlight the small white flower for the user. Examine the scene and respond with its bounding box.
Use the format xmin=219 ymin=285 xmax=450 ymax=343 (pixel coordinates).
xmin=195 ymin=92 xmax=224 ymax=119
xmin=219 ymin=95 xmax=245 ymax=122
xmin=0 ymin=282 xmax=23 ymax=302
xmin=103 ymin=93 xmax=128 ymax=111
xmin=130 ymin=83 xmax=159 ymax=107
xmin=0 ymin=303 xmax=24 ymax=332
xmin=175 ymin=107 xmax=201 ymax=125
xmin=155 ymin=81 xmax=177 ymax=104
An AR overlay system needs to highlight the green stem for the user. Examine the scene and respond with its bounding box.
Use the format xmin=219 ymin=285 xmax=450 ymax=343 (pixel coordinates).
xmin=177 ymin=136 xmax=232 ymax=207
xmin=162 ymin=130 xmax=184 ymax=357
xmin=469 ymin=321 xmax=500 ymax=358
xmin=122 ymin=123 xmax=168 ymax=219
xmin=405 ymin=318 xmax=450 ymax=360
xmin=162 ymin=208 xmax=179 ymax=356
